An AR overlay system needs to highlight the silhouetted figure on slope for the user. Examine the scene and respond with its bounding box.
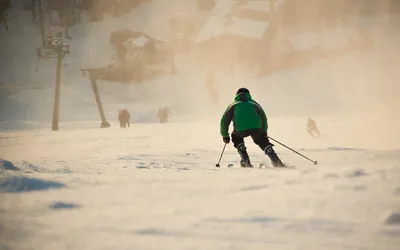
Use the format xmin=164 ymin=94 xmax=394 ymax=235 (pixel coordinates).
xmin=118 ymin=109 xmax=130 ymax=128
xmin=307 ymin=117 xmax=320 ymax=137
xmin=157 ymin=107 xmax=170 ymax=123
xmin=205 ymin=71 xmax=219 ymax=104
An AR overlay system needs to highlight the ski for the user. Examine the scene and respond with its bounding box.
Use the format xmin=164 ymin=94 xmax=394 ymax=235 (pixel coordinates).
xmin=260 ymin=163 xmax=296 ymax=169
xmin=226 ymin=163 xmax=256 ymax=168
xmin=224 ymin=163 xmax=295 ymax=169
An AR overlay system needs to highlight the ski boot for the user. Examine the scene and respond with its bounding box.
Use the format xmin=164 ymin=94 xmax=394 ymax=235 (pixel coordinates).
xmin=271 ymin=158 xmax=286 ymax=168
xmin=238 ymin=143 xmax=253 ymax=168
xmin=240 ymin=158 xmax=253 ymax=168
xmin=264 ymin=145 xmax=286 ymax=168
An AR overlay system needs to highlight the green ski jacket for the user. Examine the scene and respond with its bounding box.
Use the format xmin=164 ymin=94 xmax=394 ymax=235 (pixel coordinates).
xmin=220 ymin=92 xmax=268 ymax=138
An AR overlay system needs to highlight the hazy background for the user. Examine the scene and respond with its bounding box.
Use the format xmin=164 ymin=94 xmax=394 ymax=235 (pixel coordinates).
xmin=1 ymin=0 xmax=399 ymax=148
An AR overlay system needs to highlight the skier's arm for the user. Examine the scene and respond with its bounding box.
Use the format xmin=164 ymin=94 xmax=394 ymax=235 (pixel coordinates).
xmin=253 ymin=102 xmax=268 ymax=132
xmin=220 ymin=105 xmax=234 ymax=137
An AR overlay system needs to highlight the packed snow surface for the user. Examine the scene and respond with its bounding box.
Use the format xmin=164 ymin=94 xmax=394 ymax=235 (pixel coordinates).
xmin=1 ymin=122 xmax=400 ymax=250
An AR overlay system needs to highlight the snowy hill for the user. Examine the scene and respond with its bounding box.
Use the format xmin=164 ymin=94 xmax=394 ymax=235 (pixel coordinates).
xmin=1 ymin=122 xmax=400 ymax=250
xmin=1 ymin=2 xmax=400 ymax=250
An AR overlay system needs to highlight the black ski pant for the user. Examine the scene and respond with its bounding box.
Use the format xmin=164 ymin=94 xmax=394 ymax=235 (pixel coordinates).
xmin=231 ymin=129 xmax=282 ymax=164
xmin=231 ymin=129 xmax=272 ymax=152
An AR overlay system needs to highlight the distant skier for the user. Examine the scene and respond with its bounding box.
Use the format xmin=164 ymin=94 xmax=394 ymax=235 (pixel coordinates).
xmin=118 ymin=109 xmax=130 ymax=128
xmin=307 ymin=117 xmax=320 ymax=137
xmin=220 ymin=88 xmax=285 ymax=168
xmin=205 ymin=71 xmax=219 ymax=104
xmin=157 ymin=107 xmax=170 ymax=123
xmin=163 ymin=107 xmax=170 ymax=123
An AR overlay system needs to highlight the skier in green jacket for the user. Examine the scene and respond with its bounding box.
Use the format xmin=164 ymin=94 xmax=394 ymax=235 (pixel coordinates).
xmin=220 ymin=88 xmax=285 ymax=168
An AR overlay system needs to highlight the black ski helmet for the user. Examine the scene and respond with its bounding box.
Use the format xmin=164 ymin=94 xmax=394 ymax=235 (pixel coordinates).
xmin=236 ymin=88 xmax=249 ymax=95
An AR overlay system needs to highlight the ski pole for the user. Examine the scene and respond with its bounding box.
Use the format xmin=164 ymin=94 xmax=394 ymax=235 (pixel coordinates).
xmin=215 ymin=143 xmax=227 ymax=167
xmin=268 ymin=136 xmax=318 ymax=165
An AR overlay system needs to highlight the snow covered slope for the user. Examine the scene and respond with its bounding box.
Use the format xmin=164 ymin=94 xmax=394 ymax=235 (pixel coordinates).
xmin=1 ymin=122 xmax=400 ymax=250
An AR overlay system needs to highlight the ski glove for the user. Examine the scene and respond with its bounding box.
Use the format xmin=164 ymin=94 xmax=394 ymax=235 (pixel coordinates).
xmin=223 ymin=137 xmax=230 ymax=144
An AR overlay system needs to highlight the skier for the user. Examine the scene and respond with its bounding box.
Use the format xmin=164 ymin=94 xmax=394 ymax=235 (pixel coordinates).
xmin=307 ymin=117 xmax=320 ymax=137
xmin=205 ymin=71 xmax=219 ymax=104
xmin=118 ymin=108 xmax=130 ymax=128
xmin=157 ymin=107 xmax=170 ymax=123
xmin=220 ymin=88 xmax=285 ymax=168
